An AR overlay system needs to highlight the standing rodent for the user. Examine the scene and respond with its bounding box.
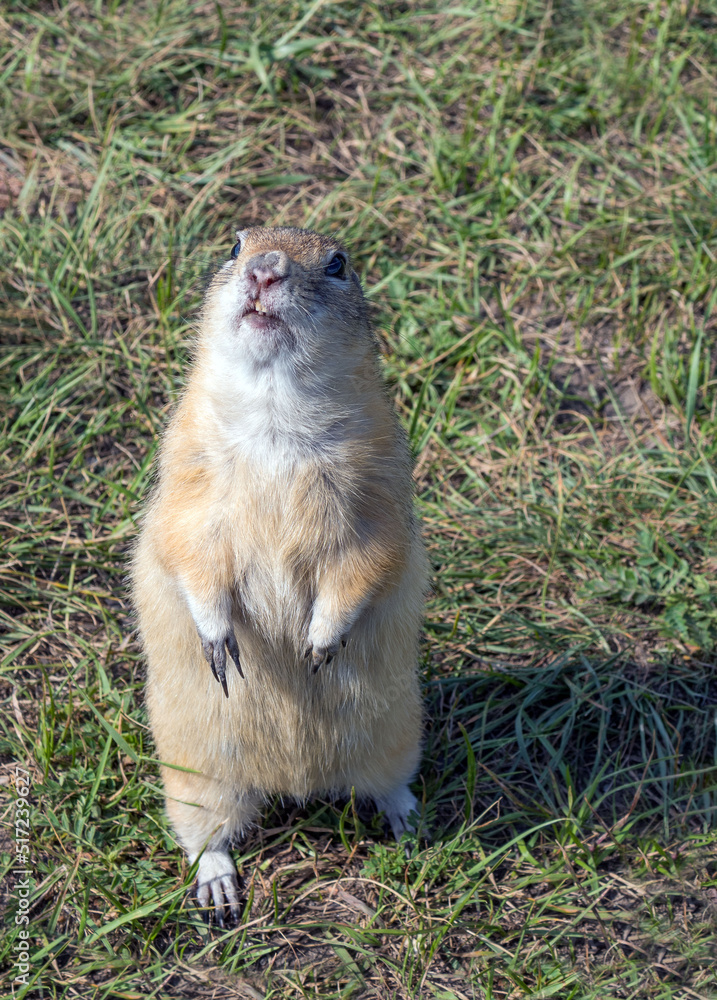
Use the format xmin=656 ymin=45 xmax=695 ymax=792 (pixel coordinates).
xmin=132 ymin=226 xmax=428 ymax=924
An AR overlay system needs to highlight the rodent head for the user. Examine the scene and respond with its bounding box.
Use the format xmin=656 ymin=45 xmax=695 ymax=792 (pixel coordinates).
xmin=202 ymin=227 xmax=371 ymax=373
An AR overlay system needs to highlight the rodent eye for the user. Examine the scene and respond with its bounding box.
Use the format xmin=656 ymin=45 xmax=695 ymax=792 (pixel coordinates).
xmin=230 ymin=239 xmax=242 ymax=260
xmin=325 ymin=253 xmax=347 ymax=278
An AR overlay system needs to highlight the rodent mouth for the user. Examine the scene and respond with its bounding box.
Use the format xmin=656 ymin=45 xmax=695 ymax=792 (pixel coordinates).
xmin=241 ymin=297 xmax=276 ymax=321
xmin=239 ymin=298 xmax=289 ymax=337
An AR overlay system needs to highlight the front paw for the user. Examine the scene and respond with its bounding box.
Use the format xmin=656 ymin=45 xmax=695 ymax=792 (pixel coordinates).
xmin=303 ymin=630 xmax=348 ymax=673
xmin=200 ymin=628 xmax=243 ymax=696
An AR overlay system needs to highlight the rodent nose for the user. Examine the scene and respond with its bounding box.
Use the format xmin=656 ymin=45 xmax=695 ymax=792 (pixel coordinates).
xmin=246 ymin=252 xmax=288 ymax=293
xmin=249 ymin=265 xmax=282 ymax=292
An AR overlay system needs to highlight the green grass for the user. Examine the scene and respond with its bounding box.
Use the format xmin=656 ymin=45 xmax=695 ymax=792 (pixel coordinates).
xmin=2 ymin=0 xmax=717 ymax=996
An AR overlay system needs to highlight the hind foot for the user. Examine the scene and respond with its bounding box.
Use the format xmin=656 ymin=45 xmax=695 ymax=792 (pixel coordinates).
xmin=374 ymin=784 xmax=419 ymax=840
xmin=194 ymin=848 xmax=241 ymax=927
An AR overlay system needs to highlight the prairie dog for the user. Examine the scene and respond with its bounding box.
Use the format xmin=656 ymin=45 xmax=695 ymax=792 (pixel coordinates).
xmin=132 ymin=227 xmax=427 ymax=924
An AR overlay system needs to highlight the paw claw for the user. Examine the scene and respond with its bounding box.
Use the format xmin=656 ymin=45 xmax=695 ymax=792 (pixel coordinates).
xmin=200 ymin=628 xmax=243 ymax=692
xmin=226 ymin=630 xmax=243 ymax=678
xmin=311 ymin=648 xmax=326 ymax=673
xmin=304 ymin=644 xmax=329 ymax=672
